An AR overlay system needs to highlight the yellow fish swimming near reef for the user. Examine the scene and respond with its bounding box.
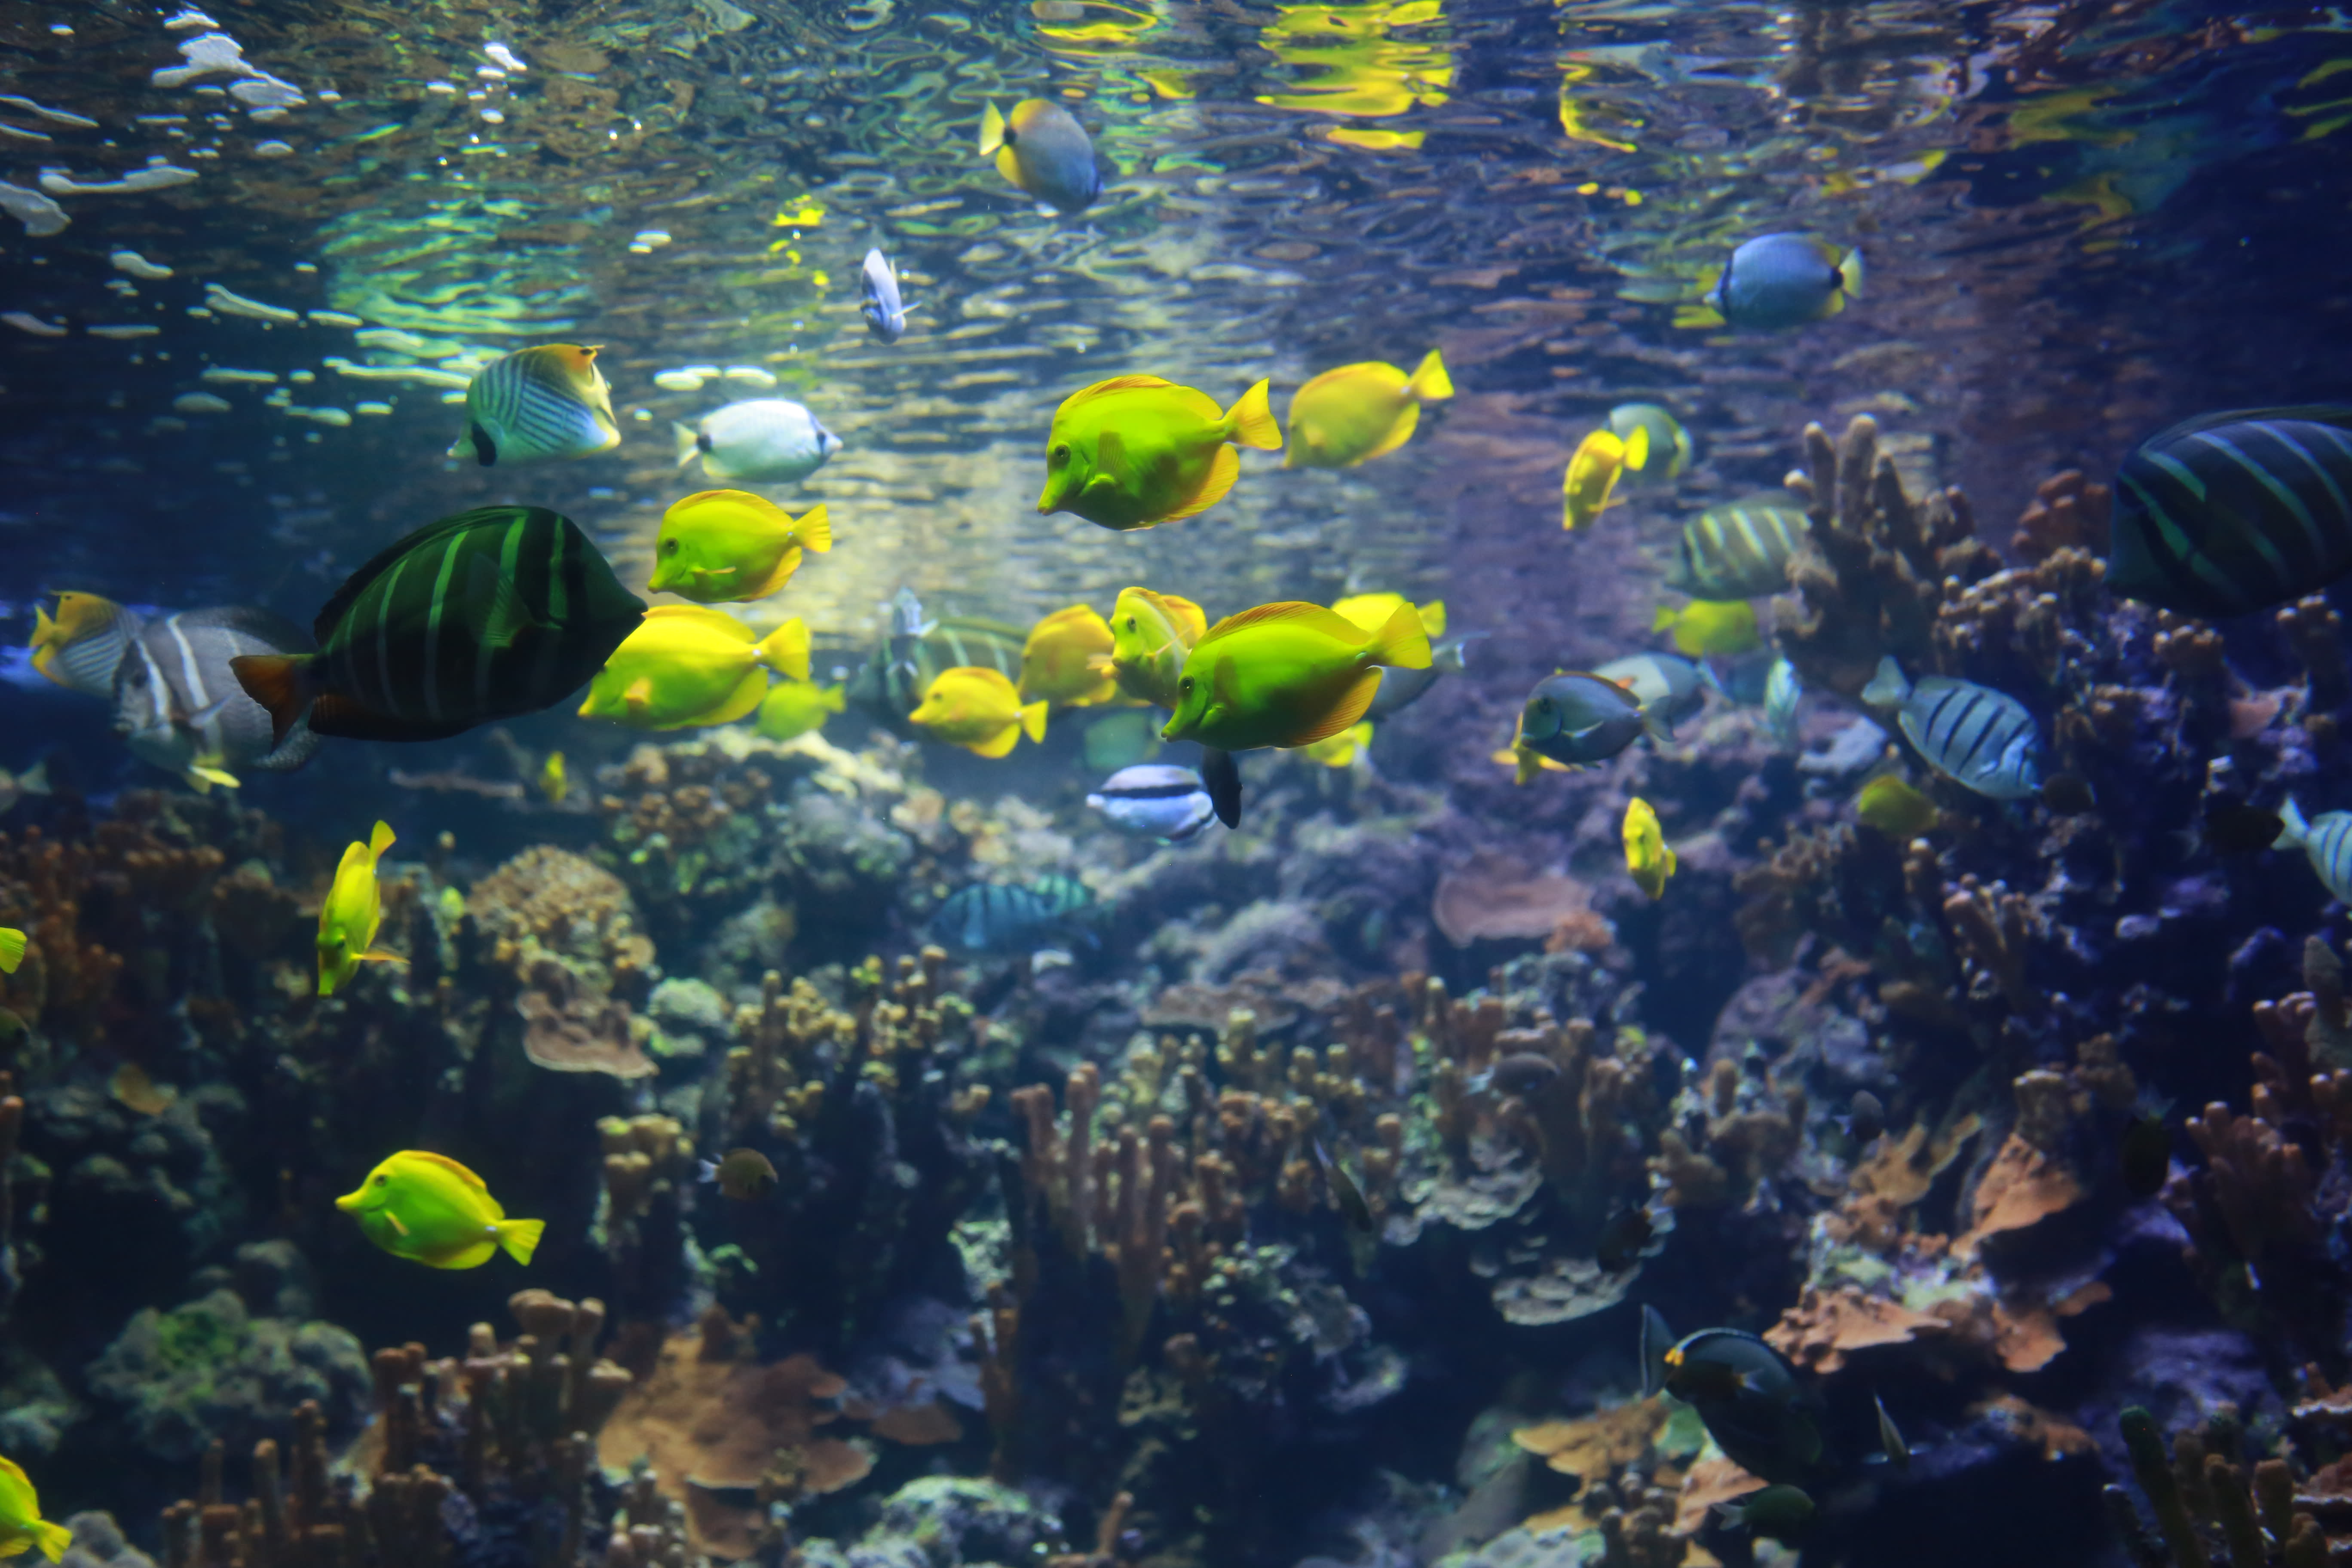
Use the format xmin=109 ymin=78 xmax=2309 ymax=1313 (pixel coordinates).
xmin=1653 ymin=598 xmax=1761 ymax=657
xmin=1284 ymin=351 xmax=1452 ymax=470
xmin=318 ymin=821 xmax=402 ymax=998
xmin=756 ymin=679 xmax=846 ymax=742
xmin=1854 ymin=773 xmax=1940 ymax=839
xmin=1298 ymin=720 xmax=1372 ymax=768
xmin=1038 ymin=376 xmax=1282 ymax=531
xmin=1020 ymin=605 xmax=1121 ymax=708
xmin=1103 ymin=587 xmax=1209 ymax=708
xmin=647 ymin=490 xmax=833 ymax=604
xmin=336 ymin=1149 xmax=544 ymax=1270
xmin=539 ymin=752 xmax=567 ymax=805
xmin=0 ymin=928 xmax=22 ymax=976
xmin=0 ymin=1453 xmax=71 ymax=1562
xmin=1623 ymin=797 xmax=1676 ymax=898
xmin=980 ymin=99 xmax=1102 ymax=214
xmin=1562 ymin=425 xmax=1649 ymax=530
xmin=1162 ymin=601 xmax=1430 ymax=753
xmin=911 ymin=666 xmax=1048 ymax=758
xmin=1332 ymin=593 xmax=1446 ymax=640
xmin=29 ymin=591 xmax=139 ymax=697
xmin=578 ymin=606 xmax=809 ymax=731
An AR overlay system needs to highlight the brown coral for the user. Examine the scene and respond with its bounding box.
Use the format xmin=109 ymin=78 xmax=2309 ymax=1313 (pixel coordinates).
xmin=1766 ymin=1286 xmax=1945 ymax=1374
xmin=1432 ymin=859 xmax=1608 ymax=949
xmin=2011 ymin=470 xmax=2112 ymax=562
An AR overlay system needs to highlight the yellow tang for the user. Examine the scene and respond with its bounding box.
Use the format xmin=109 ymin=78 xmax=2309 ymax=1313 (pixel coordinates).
xmin=1562 ymin=424 xmax=1649 ymax=530
xmin=911 ymin=666 xmax=1048 ymax=758
xmin=1038 ymin=375 xmax=1283 ymax=531
xmin=1855 ymin=773 xmax=1940 ymax=839
xmin=756 ymin=679 xmax=846 ymax=742
xmin=1332 ymin=593 xmax=1446 ymax=640
xmin=1020 ymin=605 xmax=1121 ymax=708
xmin=539 ymin=752 xmax=567 ymax=805
xmin=318 ymin=821 xmax=403 ymax=998
xmin=1623 ymin=797 xmax=1676 ymax=898
xmin=1162 ymin=601 xmax=1430 ymax=753
xmin=1654 ymin=598 xmax=1761 ymax=657
xmin=29 ymin=591 xmax=138 ymax=697
xmin=577 ymin=605 xmax=809 ymax=731
xmin=0 ymin=1454 xmax=70 ymax=1563
xmin=647 ymin=490 xmax=833 ymax=604
xmin=1297 ymin=720 xmax=1372 ymax=768
xmin=1105 ymin=587 xmax=1209 ymax=708
xmin=0 ymin=928 xmax=22 ymax=976
xmin=336 ymin=1149 xmax=544 ymax=1270
xmin=1285 ymin=350 xmax=1453 ymax=469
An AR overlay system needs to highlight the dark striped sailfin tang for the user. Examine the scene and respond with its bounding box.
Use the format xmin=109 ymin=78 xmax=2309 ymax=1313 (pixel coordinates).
xmin=882 ymin=616 xmax=1028 ymax=714
xmin=1667 ymin=501 xmax=1811 ymax=601
xmin=2108 ymin=406 xmax=2352 ymax=617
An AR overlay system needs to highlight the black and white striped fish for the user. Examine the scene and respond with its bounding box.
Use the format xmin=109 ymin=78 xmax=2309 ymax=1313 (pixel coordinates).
xmin=451 ymin=344 xmax=619 ymax=467
xmin=31 ymin=591 xmax=141 ymax=697
xmin=114 ymin=607 xmax=319 ymax=791
xmin=1861 ymin=657 xmax=2039 ymax=800
xmin=1665 ymin=499 xmax=1811 ymax=601
xmin=1086 ymin=764 xmax=1216 ymax=843
xmin=2107 ymin=405 xmax=2352 ymax=617
xmin=2280 ymin=799 xmax=2352 ymax=903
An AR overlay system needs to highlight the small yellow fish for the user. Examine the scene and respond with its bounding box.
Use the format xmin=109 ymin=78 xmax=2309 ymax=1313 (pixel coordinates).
xmin=0 ymin=928 xmax=22 ymax=976
xmin=911 ymin=666 xmax=1048 ymax=758
xmin=1332 ymin=593 xmax=1446 ymax=640
xmin=318 ymin=821 xmax=402 ymax=998
xmin=704 ymin=1147 xmax=779 ymax=1201
xmin=756 ymin=679 xmax=846 ymax=742
xmin=1104 ymin=586 xmax=1209 ymax=707
xmin=1162 ymin=601 xmax=1430 ymax=752
xmin=1020 ymin=605 xmax=1120 ymax=708
xmin=1562 ymin=424 xmax=1650 ymax=530
xmin=1284 ymin=350 xmax=1452 ymax=470
xmin=578 ymin=606 xmax=809 ymax=731
xmin=336 ymin=1149 xmax=543 ymax=1270
xmin=0 ymin=1454 xmax=70 ymax=1563
xmin=1653 ymin=598 xmax=1762 ymax=657
xmin=539 ymin=752 xmax=567 ymax=805
xmin=980 ymin=99 xmax=1102 ymax=214
xmin=647 ymin=490 xmax=833 ymax=604
xmin=29 ymin=591 xmax=138 ymax=697
xmin=1038 ymin=376 xmax=1283 ymax=531
xmin=1623 ymin=797 xmax=1676 ymax=898
xmin=1854 ymin=773 xmax=1941 ymax=838
xmin=1298 ymin=720 xmax=1372 ymax=767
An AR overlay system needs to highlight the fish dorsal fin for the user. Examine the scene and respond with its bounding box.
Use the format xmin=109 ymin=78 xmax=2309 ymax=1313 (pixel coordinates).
xmin=1200 ymin=601 xmax=1353 ymax=648
xmin=1159 ymin=593 xmax=1209 ymax=642
xmin=178 ymin=605 xmax=314 ymax=650
xmin=643 ymin=603 xmax=756 ymax=640
xmin=315 ymin=507 xmax=542 ymax=643
xmin=1065 ymin=375 xmax=1174 ymax=410
xmin=401 ymin=1148 xmax=490 ymax=1193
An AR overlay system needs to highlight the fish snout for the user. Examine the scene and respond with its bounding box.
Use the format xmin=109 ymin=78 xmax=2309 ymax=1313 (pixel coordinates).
xmin=818 ymin=425 xmax=844 ymax=458
xmin=334 ymin=1186 xmax=368 ymax=1212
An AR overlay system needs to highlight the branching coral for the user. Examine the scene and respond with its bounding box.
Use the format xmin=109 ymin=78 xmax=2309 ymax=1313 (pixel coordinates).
xmin=2012 ymin=470 xmax=2113 ymax=562
xmin=2111 ymin=1406 xmax=2330 ymax=1568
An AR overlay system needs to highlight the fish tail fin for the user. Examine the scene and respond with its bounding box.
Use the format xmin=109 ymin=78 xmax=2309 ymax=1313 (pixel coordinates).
xmin=191 ymin=765 xmax=242 ymax=790
xmin=34 ymin=1519 xmax=71 ymax=1563
xmin=672 ymin=423 xmax=701 ymax=468
xmin=796 ymin=503 xmax=833 ymax=553
xmin=2281 ymin=797 xmax=2310 ymax=847
xmin=756 ymin=619 xmax=812 ymax=682
xmin=1623 ymin=423 xmax=1650 ymax=472
xmin=821 ymin=684 xmax=847 ymax=713
xmin=979 ymin=101 xmax=1008 ymax=156
xmin=1860 ymin=655 xmax=1910 ymax=706
xmin=1222 ymin=378 xmax=1283 ymax=451
xmin=368 ymin=821 xmax=395 ymax=860
xmin=1643 ymin=709 xmax=1675 ymax=744
xmin=1020 ymin=699 xmax=1049 ymax=744
xmin=229 ymin=653 xmax=316 ymax=749
xmin=1840 ymin=245 xmax=1865 ymax=300
xmin=1405 ymin=349 xmax=1453 ymax=403
xmin=1365 ymin=602 xmax=1433 ymax=671
xmin=498 ymin=1217 xmax=545 ymax=1266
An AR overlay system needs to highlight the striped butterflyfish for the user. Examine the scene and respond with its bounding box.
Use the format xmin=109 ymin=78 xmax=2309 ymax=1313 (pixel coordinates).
xmin=113 ymin=606 xmax=321 ymax=791
xmin=30 ymin=591 xmax=141 ymax=697
xmin=1665 ymin=499 xmax=1811 ymax=601
xmin=450 ymin=344 xmax=619 ymax=467
xmin=1861 ymin=656 xmax=2039 ymax=801
xmin=2107 ymin=406 xmax=2352 ymax=617
xmin=231 ymin=505 xmax=646 ymax=744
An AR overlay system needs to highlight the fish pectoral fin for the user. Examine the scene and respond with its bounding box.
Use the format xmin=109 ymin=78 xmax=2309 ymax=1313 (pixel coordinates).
xmin=384 ymin=1210 xmax=410 ymax=1237
xmin=1282 ymin=670 xmax=1382 ymax=748
xmin=623 ymin=677 xmax=656 ymax=711
xmin=355 ymin=949 xmax=407 ymax=965
xmin=1159 ymin=445 xmax=1240 ymax=524
xmin=189 ymin=766 xmax=244 ymax=790
xmin=463 ymin=554 xmax=548 ymax=651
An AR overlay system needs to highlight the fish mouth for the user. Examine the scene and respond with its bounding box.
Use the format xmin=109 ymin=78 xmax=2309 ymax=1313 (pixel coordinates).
xmin=333 ymin=1187 xmax=369 ymax=1213
xmin=1036 ymin=479 xmax=1066 ymax=514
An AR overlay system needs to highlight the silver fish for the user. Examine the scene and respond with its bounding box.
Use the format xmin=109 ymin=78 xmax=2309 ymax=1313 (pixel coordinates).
xmin=1861 ymin=657 xmax=2039 ymax=800
xmin=1763 ymin=657 xmax=1801 ymax=748
xmin=860 ymin=248 xmax=906 ymax=343
xmin=113 ymin=607 xmax=320 ymax=791
xmin=1087 ymin=763 xmax=1216 ymax=843
xmin=674 ymin=398 xmax=842 ymax=483
xmin=1367 ymin=633 xmax=1480 ymax=720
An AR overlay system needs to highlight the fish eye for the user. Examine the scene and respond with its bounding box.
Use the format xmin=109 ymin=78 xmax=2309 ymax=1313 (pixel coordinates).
xmin=661 ymin=538 xmax=677 ymax=553
xmin=1535 ymin=698 xmax=1553 ymax=713
xmin=1052 ymin=443 xmax=1071 ymax=463
xmin=373 ymin=1174 xmax=388 ymax=1185
xmin=1179 ymin=676 xmax=1193 ymax=693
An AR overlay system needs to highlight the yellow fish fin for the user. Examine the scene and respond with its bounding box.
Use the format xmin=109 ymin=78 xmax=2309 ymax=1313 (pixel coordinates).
xmin=385 ymin=1209 xmax=410 ymax=1237
xmin=191 ymin=765 xmax=243 ymax=790
xmin=1663 ymin=843 xmax=1679 ymax=876
xmin=1652 ymin=604 xmax=1679 ymax=632
xmin=1222 ymin=378 xmax=1282 ymax=450
xmin=1282 ymin=669 xmax=1382 ymax=747
xmin=1355 ymin=402 xmax=1422 ymax=463
xmin=794 ymin=503 xmax=832 ymax=554
xmin=1419 ymin=600 xmax=1448 ymax=638
xmin=368 ymin=820 xmax=395 ymax=860
xmin=1199 ymin=600 xmax=1350 ymax=646
xmin=499 ymin=1216 xmax=545 ymax=1266
xmin=355 ymin=950 xmax=407 ymax=965
xmin=0 ymin=928 xmax=25 ymax=974
xmin=184 ymin=771 xmax=212 ymax=796
xmin=1364 ymin=601 xmax=1433 ymax=670
xmin=1020 ymin=698 xmax=1049 ymax=743
xmin=967 ymin=723 xmax=1022 ymax=759
xmin=1623 ymin=423 xmax=1650 ymax=472
xmin=1163 ymin=594 xmax=1209 ymax=641
xmin=623 ymin=677 xmax=656 ymax=711
xmin=643 ymin=603 xmax=755 ymax=637
xmin=1063 ymin=374 xmax=1176 ymax=410
xmin=399 ymin=1148 xmax=493 ymax=1194
xmin=819 ymin=684 xmax=847 ymax=713
xmin=995 ymin=146 xmax=1026 ymax=188
xmin=36 ymin=1518 xmax=72 ymax=1562
xmin=1160 ymin=444 xmax=1239 ymax=524
xmin=1405 ymin=349 xmax=1453 ymax=402
xmin=979 ymin=101 xmax=1008 ymax=155
xmin=698 ymin=670 xmax=773 ymax=728
xmin=755 ymin=618 xmax=811 ymax=681
xmin=430 ymin=1238 xmax=500 ymax=1270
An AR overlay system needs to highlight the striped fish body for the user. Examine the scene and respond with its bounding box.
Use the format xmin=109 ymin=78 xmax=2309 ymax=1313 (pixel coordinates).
xmin=851 ymin=615 xmax=1027 ymax=728
xmin=1087 ymin=764 xmax=1215 ymax=842
xmin=927 ymin=875 xmax=1095 ymax=953
xmin=2108 ymin=406 xmax=2352 ymax=617
xmin=236 ymin=506 xmax=646 ymax=744
xmin=2282 ymin=799 xmax=2352 ymax=903
xmin=1868 ymin=659 xmax=2040 ymax=800
xmin=1667 ymin=501 xmax=1811 ymax=600
xmin=31 ymin=591 xmax=141 ymax=697
xmin=115 ymin=607 xmax=320 ymax=787
xmin=454 ymin=344 xmax=619 ymax=467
